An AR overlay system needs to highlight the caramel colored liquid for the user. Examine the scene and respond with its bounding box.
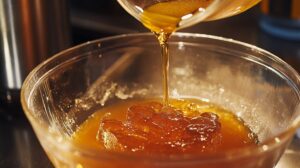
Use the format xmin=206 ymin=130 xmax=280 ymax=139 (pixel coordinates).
xmin=142 ymin=1 xmax=213 ymax=104
xmin=141 ymin=0 xmax=213 ymax=33
xmin=141 ymin=0 xmax=261 ymax=33
xmin=72 ymin=99 xmax=258 ymax=154
xmin=140 ymin=0 xmax=260 ymax=105
xmin=155 ymin=32 xmax=171 ymax=105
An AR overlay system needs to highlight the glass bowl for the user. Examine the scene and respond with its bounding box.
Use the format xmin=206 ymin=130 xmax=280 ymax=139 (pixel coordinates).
xmin=21 ymin=33 xmax=300 ymax=168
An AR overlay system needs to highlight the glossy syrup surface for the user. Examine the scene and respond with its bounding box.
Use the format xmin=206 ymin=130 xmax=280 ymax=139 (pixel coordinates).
xmin=141 ymin=0 xmax=214 ymax=33
xmin=72 ymin=99 xmax=258 ymax=155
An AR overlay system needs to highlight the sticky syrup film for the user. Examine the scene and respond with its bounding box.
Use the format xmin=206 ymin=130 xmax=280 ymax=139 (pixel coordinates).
xmin=72 ymin=99 xmax=258 ymax=154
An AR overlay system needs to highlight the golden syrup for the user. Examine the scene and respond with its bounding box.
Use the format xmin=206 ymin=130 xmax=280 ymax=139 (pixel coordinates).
xmin=139 ymin=0 xmax=260 ymax=105
xmin=72 ymin=99 xmax=258 ymax=154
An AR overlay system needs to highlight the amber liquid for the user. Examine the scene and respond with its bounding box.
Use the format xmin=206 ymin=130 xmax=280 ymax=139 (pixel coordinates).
xmin=142 ymin=0 xmax=213 ymax=105
xmin=155 ymin=32 xmax=171 ymax=105
xmin=140 ymin=0 xmax=260 ymax=105
xmin=142 ymin=0 xmax=214 ymax=105
xmin=140 ymin=0 xmax=261 ymax=33
xmin=72 ymin=99 xmax=258 ymax=154
xmin=71 ymin=0 xmax=261 ymax=163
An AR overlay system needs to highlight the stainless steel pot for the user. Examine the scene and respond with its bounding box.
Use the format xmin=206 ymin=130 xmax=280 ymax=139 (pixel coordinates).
xmin=0 ymin=0 xmax=71 ymax=113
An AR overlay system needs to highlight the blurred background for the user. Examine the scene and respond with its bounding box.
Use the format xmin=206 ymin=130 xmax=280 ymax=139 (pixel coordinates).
xmin=0 ymin=0 xmax=299 ymax=167
xmin=1 ymin=0 xmax=300 ymax=114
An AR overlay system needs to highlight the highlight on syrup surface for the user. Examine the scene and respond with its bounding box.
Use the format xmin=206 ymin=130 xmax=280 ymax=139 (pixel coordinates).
xmin=21 ymin=32 xmax=300 ymax=167
xmin=72 ymin=99 xmax=259 ymax=155
xmin=117 ymin=0 xmax=261 ymax=32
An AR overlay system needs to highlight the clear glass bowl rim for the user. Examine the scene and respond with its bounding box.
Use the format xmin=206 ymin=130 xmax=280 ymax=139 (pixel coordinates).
xmin=21 ymin=32 xmax=300 ymax=164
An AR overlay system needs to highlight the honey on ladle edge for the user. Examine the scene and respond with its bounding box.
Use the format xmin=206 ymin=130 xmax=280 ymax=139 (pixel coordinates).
xmin=72 ymin=0 xmax=259 ymax=155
